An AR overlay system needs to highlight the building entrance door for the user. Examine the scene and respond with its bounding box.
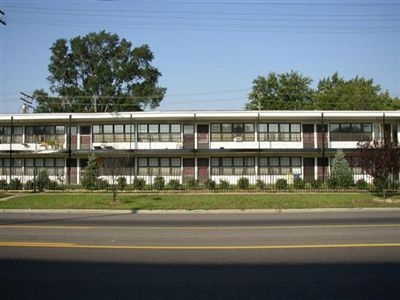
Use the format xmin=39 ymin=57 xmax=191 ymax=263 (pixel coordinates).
xmin=197 ymin=158 xmax=209 ymax=183
xmin=303 ymin=158 xmax=315 ymax=182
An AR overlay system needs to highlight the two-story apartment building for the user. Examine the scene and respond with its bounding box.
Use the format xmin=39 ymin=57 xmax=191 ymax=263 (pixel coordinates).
xmin=0 ymin=110 xmax=399 ymax=186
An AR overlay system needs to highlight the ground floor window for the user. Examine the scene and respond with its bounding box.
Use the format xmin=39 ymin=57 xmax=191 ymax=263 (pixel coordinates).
xmin=259 ymin=157 xmax=302 ymax=175
xmin=211 ymin=157 xmax=255 ymax=175
xmin=138 ymin=157 xmax=181 ymax=176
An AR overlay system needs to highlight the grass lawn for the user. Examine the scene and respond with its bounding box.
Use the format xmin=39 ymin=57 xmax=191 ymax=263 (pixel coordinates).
xmin=0 ymin=192 xmax=399 ymax=210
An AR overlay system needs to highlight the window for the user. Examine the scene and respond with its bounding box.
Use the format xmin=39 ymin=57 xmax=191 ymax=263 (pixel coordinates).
xmin=330 ymin=123 xmax=372 ymax=141
xmin=258 ymin=157 xmax=302 ymax=175
xmin=137 ymin=124 xmax=181 ymax=142
xmin=0 ymin=126 xmax=23 ymax=143
xmin=258 ymin=123 xmax=301 ymax=142
xmin=211 ymin=157 xmax=255 ymax=175
xmin=211 ymin=123 xmax=255 ymax=141
xmin=93 ymin=124 xmax=134 ymax=143
xmin=24 ymin=125 xmax=65 ymax=144
xmin=137 ymin=157 xmax=181 ymax=176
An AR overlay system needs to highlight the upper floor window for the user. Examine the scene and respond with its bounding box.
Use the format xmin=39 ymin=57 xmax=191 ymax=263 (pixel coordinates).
xmin=25 ymin=125 xmax=65 ymax=144
xmin=0 ymin=126 xmax=23 ymax=144
xmin=211 ymin=123 xmax=255 ymax=142
xmin=138 ymin=124 xmax=181 ymax=142
xmin=330 ymin=123 xmax=372 ymax=141
xmin=93 ymin=124 xmax=133 ymax=143
xmin=258 ymin=123 xmax=301 ymax=142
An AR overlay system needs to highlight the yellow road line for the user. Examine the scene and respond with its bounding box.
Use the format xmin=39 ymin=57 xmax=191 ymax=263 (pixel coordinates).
xmin=1 ymin=241 xmax=400 ymax=250
xmin=1 ymin=224 xmax=400 ymax=230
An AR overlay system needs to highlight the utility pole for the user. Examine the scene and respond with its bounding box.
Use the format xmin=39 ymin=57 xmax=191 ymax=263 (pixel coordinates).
xmin=0 ymin=10 xmax=6 ymax=26
xmin=20 ymin=92 xmax=34 ymax=113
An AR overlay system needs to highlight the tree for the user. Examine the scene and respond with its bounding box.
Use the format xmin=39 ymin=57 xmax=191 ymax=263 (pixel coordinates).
xmin=314 ymin=72 xmax=392 ymax=110
xmin=356 ymin=141 xmax=400 ymax=197
xmin=82 ymin=153 xmax=100 ymax=190
xmin=328 ymin=149 xmax=353 ymax=188
xmin=103 ymin=157 xmax=129 ymax=201
xmin=33 ymin=31 xmax=166 ymax=112
xmin=246 ymin=71 xmax=314 ymax=110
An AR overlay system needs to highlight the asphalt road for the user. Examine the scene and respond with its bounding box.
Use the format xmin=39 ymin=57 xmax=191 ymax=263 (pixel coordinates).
xmin=1 ymin=210 xmax=400 ymax=299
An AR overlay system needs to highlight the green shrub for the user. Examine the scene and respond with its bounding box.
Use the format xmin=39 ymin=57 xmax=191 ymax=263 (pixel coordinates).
xmin=293 ymin=179 xmax=305 ymax=190
xmin=167 ymin=179 xmax=181 ymax=190
xmin=9 ymin=178 xmax=23 ymax=190
xmin=311 ymin=179 xmax=323 ymax=189
xmin=237 ymin=177 xmax=250 ymax=190
xmin=255 ymin=179 xmax=266 ymax=190
xmin=0 ymin=179 xmax=8 ymax=190
xmin=117 ymin=177 xmax=127 ymax=191
xmin=186 ymin=179 xmax=198 ymax=189
xmin=218 ymin=180 xmax=230 ymax=190
xmin=275 ymin=179 xmax=288 ymax=190
xmin=327 ymin=177 xmax=337 ymax=189
xmin=96 ymin=179 xmax=109 ymax=190
xmin=133 ymin=178 xmax=146 ymax=190
xmin=330 ymin=150 xmax=353 ymax=188
xmin=153 ymin=176 xmax=165 ymax=190
xmin=205 ymin=179 xmax=216 ymax=190
xmin=356 ymin=179 xmax=368 ymax=190
xmin=36 ymin=169 xmax=51 ymax=191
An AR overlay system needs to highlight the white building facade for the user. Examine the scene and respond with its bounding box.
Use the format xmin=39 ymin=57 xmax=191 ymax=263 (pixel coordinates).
xmin=0 ymin=110 xmax=399 ymax=186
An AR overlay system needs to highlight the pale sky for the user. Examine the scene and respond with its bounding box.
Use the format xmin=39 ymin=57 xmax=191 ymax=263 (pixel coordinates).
xmin=1 ymin=0 xmax=399 ymax=113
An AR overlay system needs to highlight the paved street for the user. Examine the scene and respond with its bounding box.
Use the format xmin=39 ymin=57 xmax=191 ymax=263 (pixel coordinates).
xmin=1 ymin=210 xmax=400 ymax=299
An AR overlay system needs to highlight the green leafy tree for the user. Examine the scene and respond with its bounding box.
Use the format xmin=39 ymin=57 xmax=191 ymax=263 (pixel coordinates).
xmin=33 ymin=31 xmax=166 ymax=112
xmin=246 ymin=71 xmax=314 ymax=110
xmin=82 ymin=153 xmax=99 ymax=190
xmin=314 ymin=72 xmax=392 ymax=110
xmin=329 ymin=150 xmax=353 ymax=188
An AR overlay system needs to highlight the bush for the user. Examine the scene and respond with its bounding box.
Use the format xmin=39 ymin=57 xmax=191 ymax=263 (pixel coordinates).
xmin=9 ymin=178 xmax=23 ymax=190
xmin=36 ymin=169 xmax=51 ymax=191
xmin=117 ymin=177 xmax=127 ymax=191
xmin=293 ymin=179 xmax=305 ymax=190
xmin=205 ymin=179 xmax=216 ymax=190
xmin=153 ymin=176 xmax=165 ymax=190
xmin=133 ymin=178 xmax=146 ymax=190
xmin=255 ymin=179 xmax=266 ymax=190
xmin=237 ymin=177 xmax=250 ymax=190
xmin=327 ymin=177 xmax=337 ymax=189
xmin=96 ymin=179 xmax=109 ymax=190
xmin=167 ymin=179 xmax=181 ymax=190
xmin=330 ymin=150 xmax=353 ymax=188
xmin=186 ymin=179 xmax=198 ymax=189
xmin=311 ymin=179 xmax=323 ymax=189
xmin=275 ymin=179 xmax=288 ymax=190
xmin=356 ymin=179 xmax=368 ymax=190
xmin=0 ymin=179 xmax=8 ymax=190
xmin=218 ymin=180 xmax=230 ymax=190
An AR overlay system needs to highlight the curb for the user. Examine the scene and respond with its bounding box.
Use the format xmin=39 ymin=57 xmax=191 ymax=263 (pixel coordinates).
xmin=1 ymin=207 xmax=400 ymax=214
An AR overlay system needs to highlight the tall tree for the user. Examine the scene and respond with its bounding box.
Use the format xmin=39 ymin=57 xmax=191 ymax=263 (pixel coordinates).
xmin=246 ymin=71 xmax=313 ymax=110
xmin=33 ymin=31 xmax=166 ymax=112
xmin=314 ymin=72 xmax=392 ymax=110
xmin=328 ymin=149 xmax=354 ymax=188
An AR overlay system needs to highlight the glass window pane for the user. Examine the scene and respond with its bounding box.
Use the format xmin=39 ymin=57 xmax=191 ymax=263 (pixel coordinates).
xmin=281 ymin=157 xmax=290 ymax=166
xmin=160 ymin=124 xmax=170 ymax=133
xmin=45 ymin=126 xmax=55 ymax=135
xmin=171 ymin=124 xmax=180 ymax=133
xmin=25 ymin=126 xmax=34 ymax=135
xmin=93 ymin=125 xmax=101 ymax=134
xmin=291 ymin=124 xmax=300 ymax=132
xmin=45 ymin=158 xmax=54 ymax=167
xmin=103 ymin=125 xmax=113 ymax=134
xmin=222 ymin=157 xmax=232 ymax=167
xmin=114 ymin=125 xmax=124 ymax=134
xmin=233 ymin=157 xmax=243 ymax=167
xmin=269 ymin=124 xmax=278 ymax=133
xmin=246 ymin=157 xmax=255 ymax=166
xmin=330 ymin=124 xmax=339 ymax=132
xmin=258 ymin=124 xmax=268 ymax=132
xmin=160 ymin=158 xmax=170 ymax=167
xmin=245 ymin=123 xmax=254 ymax=133
xmin=211 ymin=124 xmax=220 ymax=133
xmin=80 ymin=126 xmax=91 ymax=135
xmin=351 ymin=124 xmax=361 ymax=132
xmin=35 ymin=158 xmax=44 ymax=167
xmin=270 ymin=157 xmax=279 ymax=166
xmin=138 ymin=124 xmax=148 ymax=133
xmin=55 ymin=158 xmax=65 ymax=167
xmin=211 ymin=158 xmax=220 ymax=167
xmin=138 ymin=158 xmax=148 ymax=167
xmin=171 ymin=158 xmax=181 ymax=167
xmin=292 ymin=157 xmax=301 ymax=167
xmin=259 ymin=157 xmax=268 ymax=166
xmin=55 ymin=126 xmax=65 ymax=135
xmin=14 ymin=127 xmax=23 ymax=135
xmin=363 ymin=123 xmax=372 ymax=133
xmin=149 ymin=124 xmax=159 ymax=133
xmin=280 ymin=124 xmax=290 ymax=132
xmin=222 ymin=124 xmax=232 ymax=133
xmin=149 ymin=158 xmax=158 ymax=167
xmin=341 ymin=124 xmax=351 ymax=132
xmin=125 ymin=124 xmax=133 ymax=133
xmin=232 ymin=124 xmax=244 ymax=133
xmin=25 ymin=158 xmax=34 ymax=167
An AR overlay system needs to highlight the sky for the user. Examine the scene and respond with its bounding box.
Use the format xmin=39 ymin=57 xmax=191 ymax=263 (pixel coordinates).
xmin=0 ymin=0 xmax=399 ymax=114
